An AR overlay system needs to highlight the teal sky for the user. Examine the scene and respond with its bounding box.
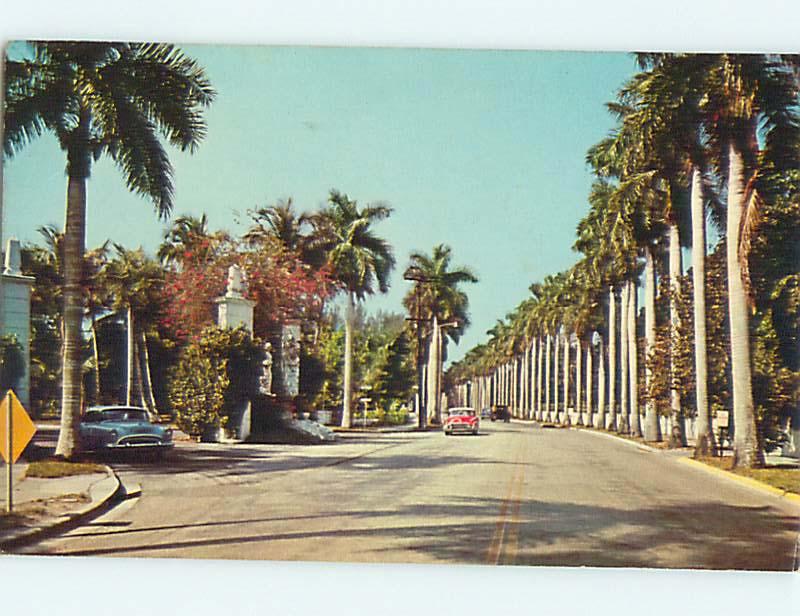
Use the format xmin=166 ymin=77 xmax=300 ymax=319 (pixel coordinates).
xmin=2 ymin=45 xmax=637 ymax=363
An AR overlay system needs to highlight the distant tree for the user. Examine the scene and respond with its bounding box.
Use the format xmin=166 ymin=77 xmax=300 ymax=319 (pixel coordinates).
xmin=158 ymin=214 xmax=229 ymax=269
xmin=402 ymin=243 xmax=478 ymax=352
xmin=312 ymin=190 xmax=395 ymax=428
xmin=104 ymin=246 xmax=166 ymax=416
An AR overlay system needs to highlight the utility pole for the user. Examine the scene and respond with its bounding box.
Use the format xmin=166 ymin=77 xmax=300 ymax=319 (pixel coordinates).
xmin=404 ymin=269 xmax=431 ymax=430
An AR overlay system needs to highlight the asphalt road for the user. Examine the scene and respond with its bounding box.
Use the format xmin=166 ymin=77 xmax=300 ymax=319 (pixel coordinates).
xmin=24 ymin=421 xmax=800 ymax=570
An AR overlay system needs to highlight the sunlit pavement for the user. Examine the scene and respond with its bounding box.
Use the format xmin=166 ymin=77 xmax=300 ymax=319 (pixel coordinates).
xmin=23 ymin=421 xmax=800 ymax=570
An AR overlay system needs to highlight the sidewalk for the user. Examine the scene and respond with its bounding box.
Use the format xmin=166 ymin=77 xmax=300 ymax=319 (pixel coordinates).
xmin=0 ymin=461 xmax=121 ymax=551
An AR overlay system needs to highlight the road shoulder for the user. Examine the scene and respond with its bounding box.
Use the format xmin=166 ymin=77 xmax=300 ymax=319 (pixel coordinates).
xmin=678 ymin=457 xmax=800 ymax=508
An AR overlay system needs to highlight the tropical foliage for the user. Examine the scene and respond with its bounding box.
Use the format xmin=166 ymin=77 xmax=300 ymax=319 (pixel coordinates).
xmin=4 ymin=41 xmax=215 ymax=458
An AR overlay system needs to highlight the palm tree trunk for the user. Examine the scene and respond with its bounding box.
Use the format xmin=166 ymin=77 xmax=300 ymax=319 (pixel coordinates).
xmin=524 ymin=342 xmax=531 ymax=419
xmin=691 ymin=166 xmax=714 ymax=456
xmin=531 ymin=339 xmax=537 ymax=419
xmin=598 ymin=339 xmax=606 ymax=429
xmin=427 ymin=317 xmax=441 ymax=424
xmin=668 ymin=222 xmax=686 ymax=446
xmin=608 ymin=287 xmax=617 ymax=431
xmin=644 ymin=246 xmax=661 ymax=442
xmin=726 ymin=142 xmax=763 ymax=468
xmin=562 ymin=332 xmax=569 ymax=425
xmin=586 ymin=342 xmax=592 ymax=427
xmin=520 ymin=352 xmax=525 ymax=417
xmin=537 ymin=336 xmax=544 ymax=420
xmin=55 ymin=172 xmax=88 ymax=459
xmin=553 ymin=331 xmax=560 ymax=423
xmin=512 ymin=356 xmax=518 ymax=415
xmin=628 ymin=279 xmax=642 ymax=437
xmin=133 ymin=335 xmax=147 ymax=409
xmin=526 ymin=343 xmax=532 ymax=418
xmin=139 ymin=330 xmax=159 ymax=419
xmin=342 ymin=294 xmax=355 ymax=428
xmin=545 ymin=334 xmax=551 ymax=421
xmin=576 ymin=339 xmax=583 ymax=425
xmin=506 ymin=359 xmax=514 ymax=409
xmin=91 ymin=314 xmax=101 ymax=405
xmin=126 ymin=306 xmax=134 ymax=406
xmin=619 ymin=283 xmax=629 ymax=433
xmin=500 ymin=365 xmax=504 ymax=405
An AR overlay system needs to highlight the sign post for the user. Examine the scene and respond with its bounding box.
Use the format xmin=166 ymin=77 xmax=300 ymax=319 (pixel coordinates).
xmin=0 ymin=390 xmax=37 ymax=513
xmin=6 ymin=391 xmax=11 ymax=513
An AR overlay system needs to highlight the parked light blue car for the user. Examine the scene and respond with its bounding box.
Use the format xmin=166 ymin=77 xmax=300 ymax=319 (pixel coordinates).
xmin=80 ymin=406 xmax=174 ymax=456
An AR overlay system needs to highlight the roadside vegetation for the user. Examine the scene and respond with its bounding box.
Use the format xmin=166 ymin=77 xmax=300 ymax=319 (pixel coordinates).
xmin=24 ymin=460 xmax=107 ymax=479
xmin=695 ymin=456 xmax=800 ymax=495
xmin=448 ymin=54 xmax=800 ymax=470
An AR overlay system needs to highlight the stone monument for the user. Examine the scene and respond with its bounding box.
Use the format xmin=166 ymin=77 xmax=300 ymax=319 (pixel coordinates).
xmin=215 ymin=264 xmax=256 ymax=441
xmin=1 ymin=239 xmax=35 ymax=407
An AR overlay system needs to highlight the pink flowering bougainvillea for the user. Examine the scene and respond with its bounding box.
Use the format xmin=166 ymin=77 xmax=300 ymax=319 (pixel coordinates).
xmin=162 ymin=242 xmax=336 ymax=342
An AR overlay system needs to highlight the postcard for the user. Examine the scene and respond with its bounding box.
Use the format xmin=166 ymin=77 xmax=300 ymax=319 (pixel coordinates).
xmin=1 ymin=42 xmax=798 ymax=579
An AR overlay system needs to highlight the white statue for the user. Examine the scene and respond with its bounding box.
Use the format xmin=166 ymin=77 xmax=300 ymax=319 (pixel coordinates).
xmin=259 ymin=342 xmax=273 ymax=395
xmin=280 ymin=323 xmax=301 ymax=398
xmin=226 ymin=264 xmax=247 ymax=297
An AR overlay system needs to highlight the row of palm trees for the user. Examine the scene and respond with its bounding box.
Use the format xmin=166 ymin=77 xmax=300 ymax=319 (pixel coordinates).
xmin=449 ymin=53 xmax=800 ymax=468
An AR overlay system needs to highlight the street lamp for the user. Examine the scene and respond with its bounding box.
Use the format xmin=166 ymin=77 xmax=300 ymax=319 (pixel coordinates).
xmin=404 ymin=268 xmax=435 ymax=430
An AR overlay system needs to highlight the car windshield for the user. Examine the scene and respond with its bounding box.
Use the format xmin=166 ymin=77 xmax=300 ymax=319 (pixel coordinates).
xmin=449 ymin=409 xmax=474 ymax=416
xmin=99 ymin=409 xmax=150 ymax=423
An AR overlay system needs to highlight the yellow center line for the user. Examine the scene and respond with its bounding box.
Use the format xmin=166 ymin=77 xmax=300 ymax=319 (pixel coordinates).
xmin=485 ymin=436 xmax=527 ymax=565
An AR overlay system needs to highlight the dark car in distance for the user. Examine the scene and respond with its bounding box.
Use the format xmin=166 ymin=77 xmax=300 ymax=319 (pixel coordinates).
xmin=490 ymin=404 xmax=510 ymax=422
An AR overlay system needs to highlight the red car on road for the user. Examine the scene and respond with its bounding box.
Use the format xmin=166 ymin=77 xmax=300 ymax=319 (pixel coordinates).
xmin=443 ymin=407 xmax=479 ymax=436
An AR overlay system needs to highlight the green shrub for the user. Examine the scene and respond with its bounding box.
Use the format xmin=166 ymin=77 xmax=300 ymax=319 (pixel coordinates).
xmin=168 ymin=326 xmax=263 ymax=438
xmin=169 ymin=346 xmax=228 ymax=437
xmin=385 ymin=399 xmax=409 ymax=425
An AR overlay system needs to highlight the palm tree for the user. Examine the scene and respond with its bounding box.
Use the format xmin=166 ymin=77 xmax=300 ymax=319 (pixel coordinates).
xmin=701 ymin=55 xmax=800 ymax=467
xmin=619 ymin=54 xmax=720 ymax=449
xmin=104 ymin=246 xmax=166 ymax=417
xmin=158 ymin=214 xmax=226 ymax=269
xmin=403 ymin=244 xmax=478 ymax=346
xmin=5 ymin=42 xmax=214 ymax=457
xmin=244 ymin=199 xmax=327 ymax=268
xmin=404 ymin=244 xmax=477 ymax=422
xmin=34 ymin=225 xmax=110 ymax=406
xmin=84 ymin=241 xmax=111 ymax=405
xmin=314 ymin=190 xmax=395 ymax=428
xmin=635 ymin=54 xmax=800 ymax=465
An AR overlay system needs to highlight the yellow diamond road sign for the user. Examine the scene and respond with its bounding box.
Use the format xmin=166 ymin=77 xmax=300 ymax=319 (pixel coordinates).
xmin=0 ymin=390 xmax=37 ymax=464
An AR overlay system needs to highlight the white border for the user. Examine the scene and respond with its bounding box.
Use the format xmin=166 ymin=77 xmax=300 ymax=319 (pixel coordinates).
xmin=2 ymin=2 xmax=799 ymax=614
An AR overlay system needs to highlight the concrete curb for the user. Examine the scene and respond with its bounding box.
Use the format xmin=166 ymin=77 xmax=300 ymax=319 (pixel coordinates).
xmin=678 ymin=457 xmax=800 ymax=508
xmin=0 ymin=465 xmax=123 ymax=552
xmin=332 ymin=425 xmax=426 ymax=434
xmin=572 ymin=426 xmax=663 ymax=454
